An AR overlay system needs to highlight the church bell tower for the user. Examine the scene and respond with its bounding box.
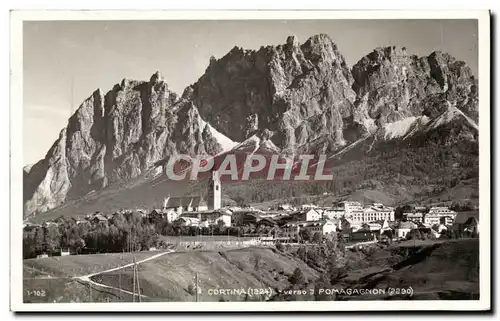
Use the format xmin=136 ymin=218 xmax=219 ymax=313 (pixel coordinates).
xmin=208 ymin=170 xmax=221 ymax=210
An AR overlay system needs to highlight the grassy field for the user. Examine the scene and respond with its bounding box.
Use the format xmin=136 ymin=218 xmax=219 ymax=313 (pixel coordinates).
xmin=23 ymin=251 xmax=158 ymax=278
xmin=23 ymin=251 xmax=164 ymax=303
xmin=23 ymin=247 xmax=317 ymax=303
xmin=91 ymin=247 xmax=318 ymax=302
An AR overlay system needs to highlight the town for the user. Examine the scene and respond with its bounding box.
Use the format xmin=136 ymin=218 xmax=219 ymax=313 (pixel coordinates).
xmin=23 ymin=171 xmax=479 ymax=259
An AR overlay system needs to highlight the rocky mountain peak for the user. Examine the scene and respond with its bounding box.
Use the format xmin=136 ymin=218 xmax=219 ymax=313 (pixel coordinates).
xmin=23 ymin=73 xmax=225 ymax=217
xmin=286 ymin=34 xmax=300 ymax=47
xmin=191 ymin=33 xmax=357 ymax=154
xmin=150 ymin=70 xmax=164 ymax=84
xmin=352 ymin=45 xmax=478 ymax=127
xmin=23 ymin=34 xmax=479 ymax=218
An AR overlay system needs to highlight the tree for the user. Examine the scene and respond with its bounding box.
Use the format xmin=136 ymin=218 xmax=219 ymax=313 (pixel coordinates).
xmin=33 ymin=227 xmax=45 ymax=254
xmin=314 ymin=273 xmax=332 ymax=301
xmin=297 ymin=246 xmax=307 ymax=261
xmin=312 ymin=232 xmax=323 ymax=244
xmin=217 ymin=220 xmax=226 ymax=234
xmin=44 ymin=225 xmax=61 ymax=253
xmin=288 ymin=267 xmax=306 ymax=286
xmin=299 ymin=229 xmax=312 ymax=243
xmin=232 ymin=195 xmax=246 ymax=207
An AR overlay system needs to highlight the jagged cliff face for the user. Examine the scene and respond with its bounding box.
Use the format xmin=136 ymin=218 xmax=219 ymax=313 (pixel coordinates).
xmin=24 ymin=72 xmax=223 ymax=216
xmin=187 ymin=34 xmax=359 ymax=154
xmin=352 ymin=46 xmax=478 ymax=127
xmin=23 ymin=35 xmax=479 ymax=217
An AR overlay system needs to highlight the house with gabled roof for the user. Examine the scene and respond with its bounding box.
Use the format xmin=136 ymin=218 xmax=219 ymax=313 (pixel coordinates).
xmin=180 ymin=209 xmax=232 ymax=227
xmin=289 ymin=208 xmax=321 ymax=222
xmin=394 ymin=221 xmax=417 ymax=239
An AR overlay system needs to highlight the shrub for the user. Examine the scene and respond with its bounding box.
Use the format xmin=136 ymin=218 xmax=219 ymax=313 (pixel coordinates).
xmin=288 ymin=267 xmax=306 ymax=286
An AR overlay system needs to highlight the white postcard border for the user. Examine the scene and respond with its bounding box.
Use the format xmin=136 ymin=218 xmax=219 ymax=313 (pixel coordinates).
xmin=10 ymin=9 xmax=491 ymax=312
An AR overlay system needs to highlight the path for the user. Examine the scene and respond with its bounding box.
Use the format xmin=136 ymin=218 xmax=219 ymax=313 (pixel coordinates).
xmin=74 ymin=250 xmax=174 ymax=299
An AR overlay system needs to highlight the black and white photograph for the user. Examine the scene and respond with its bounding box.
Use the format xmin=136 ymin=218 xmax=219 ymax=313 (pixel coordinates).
xmin=10 ymin=10 xmax=491 ymax=312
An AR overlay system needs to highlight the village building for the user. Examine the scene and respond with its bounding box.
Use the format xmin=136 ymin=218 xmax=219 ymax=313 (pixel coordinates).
xmin=42 ymin=221 xmax=59 ymax=228
xmin=403 ymin=212 xmax=424 ymax=223
xmin=301 ymin=204 xmax=318 ymax=209
xmin=329 ymin=203 xmax=346 ymax=217
xmin=207 ymin=170 xmax=222 ymax=210
xmin=180 ymin=209 xmax=232 ymax=228
xmin=231 ymin=210 xmax=254 ymax=226
xmin=231 ymin=210 xmax=276 ymax=227
xmin=163 ymin=170 xmax=221 ymax=215
xmin=431 ymin=223 xmax=448 ymax=238
xmin=146 ymin=209 xmax=166 ymax=222
xmin=329 ymin=217 xmax=352 ymax=232
xmin=70 ymin=216 xmax=87 ymax=225
xmin=319 ymin=208 xmax=344 ymax=220
xmin=361 ymin=222 xmax=382 ymax=232
xmin=54 ymin=248 xmax=71 ymax=256
xmin=428 ymin=206 xmax=457 ymax=216
xmin=346 ymin=203 xmax=395 ymax=224
xmin=394 ymin=221 xmax=417 ymax=239
xmin=90 ymin=214 xmax=108 ymax=224
xmin=177 ymin=216 xmax=200 ymax=226
xmin=282 ymin=220 xmax=336 ymax=240
xmin=335 ymin=201 xmax=364 ymax=219
xmin=23 ymin=222 xmax=41 ymax=231
xmin=163 ymin=196 xmax=208 ymax=214
xmin=421 ymin=207 xmax=457 ymax=226
xmin=165 ymin=209 xmax=179 ymax=223
xmin=349 ymin=230 xmax=378 ymax=242
xmin=363 ymin=203 xmax=395 ymax=222
xmin=439 ymin=216 xmax=455 ymax=226
xmin=277 ymin=203 xmax=294 ymax=211
xmin=423 ymin=214 xmax=442 ymax=226
xmin=289 ymin=208 xmax=322 ymax=222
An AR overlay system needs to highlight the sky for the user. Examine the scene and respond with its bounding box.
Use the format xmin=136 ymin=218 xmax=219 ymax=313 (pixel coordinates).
xmin=23 ymin=19 xmax=478 ymax=165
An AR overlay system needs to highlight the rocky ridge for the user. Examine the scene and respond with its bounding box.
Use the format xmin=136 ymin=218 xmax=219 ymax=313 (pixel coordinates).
xmin=24 ymin=72 xmax=226 ymax=216
xmin=23 ymin=34 xmax=479 ymax=217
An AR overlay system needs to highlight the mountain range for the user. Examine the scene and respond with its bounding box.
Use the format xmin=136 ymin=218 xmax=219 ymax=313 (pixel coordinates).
xmin=23 ymin=34 xmax=479 ymax=218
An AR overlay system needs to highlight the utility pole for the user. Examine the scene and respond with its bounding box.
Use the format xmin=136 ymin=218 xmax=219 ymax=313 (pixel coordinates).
xmin=195 ymin=272 xmax=199 ymax=302
xmin=136 ymin=258 xmax=142 ymax=303
xmin=132 ymin=258 xmax=136 ymax=303
xmin=119 ymin=251 xmax=122 ymax=300
xmin=89 ymin=283 xmax=92 ymax=302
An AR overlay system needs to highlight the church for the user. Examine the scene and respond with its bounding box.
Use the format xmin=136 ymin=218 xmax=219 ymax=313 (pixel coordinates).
xmin=163 ymin=170 xmax=222 ymax=216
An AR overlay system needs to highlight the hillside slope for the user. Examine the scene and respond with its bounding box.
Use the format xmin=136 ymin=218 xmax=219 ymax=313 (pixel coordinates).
xmin=336 ymin=239 xmax=479 ymax=300
xmin=23 ymin=247 xmax=318 ymax=303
